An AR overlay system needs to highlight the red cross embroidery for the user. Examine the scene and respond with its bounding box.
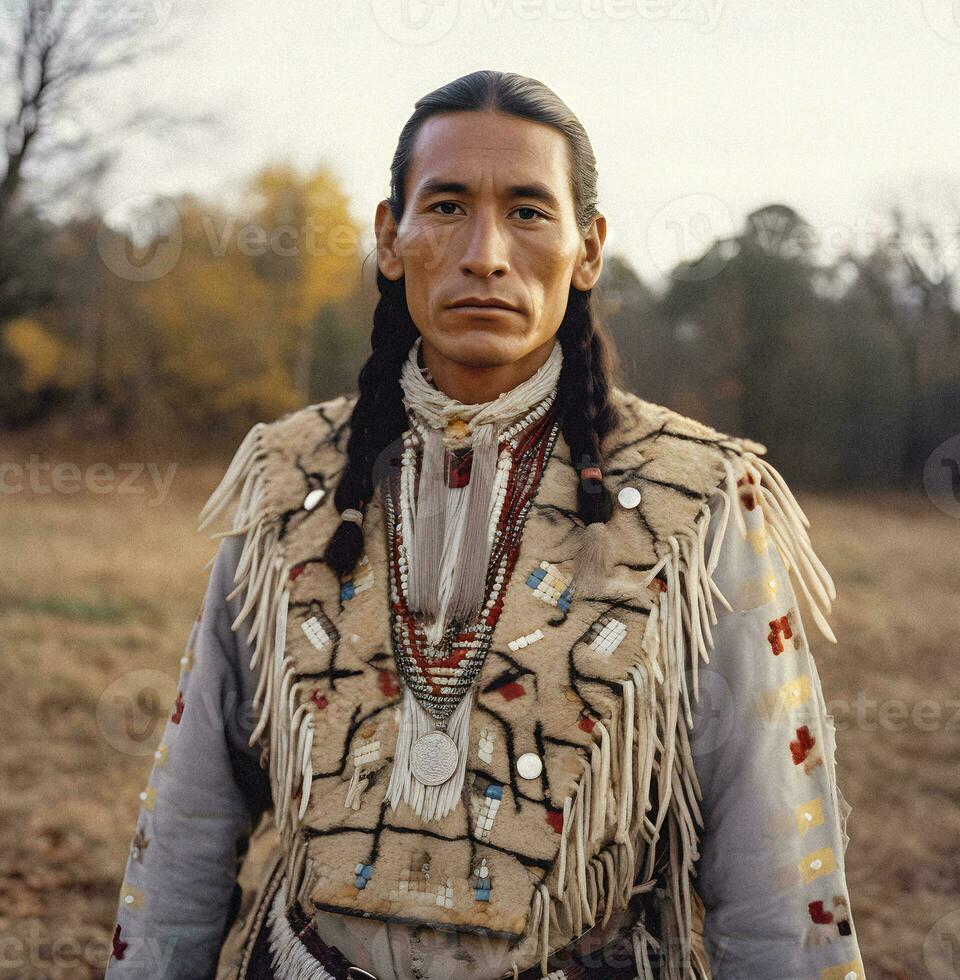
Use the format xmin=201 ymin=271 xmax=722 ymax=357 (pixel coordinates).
xmin=808 ymin=900 xmax=833 ymax=924
xmin=767 ymin=615 xmax=793 ymax=655
xmin=790 ymin=725 xmax=816 ymax=765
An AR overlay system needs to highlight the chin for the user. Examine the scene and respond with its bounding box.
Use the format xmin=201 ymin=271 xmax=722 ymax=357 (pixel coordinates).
xmin=427 ymin=317 xmax=527 ymax=364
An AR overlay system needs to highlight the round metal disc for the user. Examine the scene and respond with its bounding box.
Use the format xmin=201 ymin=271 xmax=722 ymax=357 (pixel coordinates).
xmin=617 ymin=485 xmax=642 ymax=509
xmin=410 ymin=731 xmax=459 ymax=786
xmin=516 ymin=752 xmax=543 ymax=780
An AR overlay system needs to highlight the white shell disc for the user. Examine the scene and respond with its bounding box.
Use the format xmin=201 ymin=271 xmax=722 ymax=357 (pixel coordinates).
xmin=516 ymin=752 xmax=543 ymax=780
xmin=617 ymin=485 xmax=642 ymax=509
xmin=410 ymin=731 xmax=459 ymax=786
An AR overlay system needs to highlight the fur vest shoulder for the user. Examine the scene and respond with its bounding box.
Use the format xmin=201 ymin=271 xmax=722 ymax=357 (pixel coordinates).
xmin=204 ymin=384 xmax=834 ymax=979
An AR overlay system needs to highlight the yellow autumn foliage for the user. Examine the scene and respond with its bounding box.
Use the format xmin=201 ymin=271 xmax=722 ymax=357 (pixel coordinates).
xmin=3 ymin=317 xmax=81 ymax=392
xmin=133 ymin=163 xmax=362 ymax=430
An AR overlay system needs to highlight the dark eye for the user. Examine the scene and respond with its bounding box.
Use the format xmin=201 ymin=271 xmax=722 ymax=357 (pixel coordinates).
xmin=513 ymin=206 xmax=545 ymax=221
xmin=431 ymin=202 xmax=463 ymax=216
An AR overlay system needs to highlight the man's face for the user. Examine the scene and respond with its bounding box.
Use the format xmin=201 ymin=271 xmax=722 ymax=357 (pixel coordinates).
xmin=376 ymin=110 xmax=604 ymax=370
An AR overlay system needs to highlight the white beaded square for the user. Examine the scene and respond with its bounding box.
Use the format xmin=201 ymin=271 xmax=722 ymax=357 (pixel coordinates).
xmin=301 ymin=616 xmax=331 ymax=650
xmin=353 ymin=738 xmax=381 ymax=767
xmin=588 ymin=616 xmax=627 ymax=655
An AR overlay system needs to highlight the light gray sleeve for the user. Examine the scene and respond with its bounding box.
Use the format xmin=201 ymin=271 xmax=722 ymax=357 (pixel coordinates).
xmin=105 ymin=533 xmax=273 ymax=980
xmin=689 ymin=490 xmax=865 ymax=980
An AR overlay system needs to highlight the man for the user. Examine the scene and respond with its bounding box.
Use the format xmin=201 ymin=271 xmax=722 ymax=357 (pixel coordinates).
xmin=106 ymin=70 xmax=864 ymax=980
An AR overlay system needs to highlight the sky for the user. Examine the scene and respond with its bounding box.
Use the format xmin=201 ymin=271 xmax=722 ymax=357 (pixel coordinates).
xmin=83 ymin=0 xmax=960 ymax=290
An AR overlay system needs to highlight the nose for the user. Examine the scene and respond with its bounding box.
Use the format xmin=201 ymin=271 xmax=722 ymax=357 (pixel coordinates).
xmin=458 ymin=209 xmax=510 ymax=279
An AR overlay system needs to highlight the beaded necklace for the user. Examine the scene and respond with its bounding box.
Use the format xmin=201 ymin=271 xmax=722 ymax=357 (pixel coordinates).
xmin=382 ymin=394 xmax=561 ymax=818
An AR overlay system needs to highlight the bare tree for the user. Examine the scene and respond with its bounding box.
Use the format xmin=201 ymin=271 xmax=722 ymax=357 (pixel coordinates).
xmin=848 ymin=205 xmax=960 ymax=486
xmin=0 ymin=0 xmax=224 ymax=229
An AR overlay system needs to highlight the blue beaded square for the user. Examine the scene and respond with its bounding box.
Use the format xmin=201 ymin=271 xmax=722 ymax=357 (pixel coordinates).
xmin=354 ymin=862 xmax=373 ymax=889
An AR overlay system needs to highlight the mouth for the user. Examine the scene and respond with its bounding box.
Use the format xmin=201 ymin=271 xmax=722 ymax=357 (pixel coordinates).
xmin=447 ymin=298 xmax=520 ymax=313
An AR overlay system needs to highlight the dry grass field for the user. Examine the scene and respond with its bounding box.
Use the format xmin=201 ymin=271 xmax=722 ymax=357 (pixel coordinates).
xmin=1 ymin=436 xmax=958 ymax=979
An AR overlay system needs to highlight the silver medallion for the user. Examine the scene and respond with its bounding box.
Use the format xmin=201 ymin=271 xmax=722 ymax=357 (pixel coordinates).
xmin=410 ymin=730 xmax=459 ymax=786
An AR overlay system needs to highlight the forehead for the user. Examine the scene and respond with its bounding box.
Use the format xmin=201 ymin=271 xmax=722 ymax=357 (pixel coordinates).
xmin=405 ymin=111 xmax=573 ymax=204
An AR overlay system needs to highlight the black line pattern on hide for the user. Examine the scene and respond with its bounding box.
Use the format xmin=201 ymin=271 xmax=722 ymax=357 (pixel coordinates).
xmin=312 ymin=701 xmax=398 ymax=780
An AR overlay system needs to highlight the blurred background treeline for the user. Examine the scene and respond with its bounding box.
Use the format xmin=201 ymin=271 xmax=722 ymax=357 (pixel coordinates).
xmin=4 ymin=180 xmax=959 ymax=488
xmin=0 ymin=0 xmax=957 ymax=489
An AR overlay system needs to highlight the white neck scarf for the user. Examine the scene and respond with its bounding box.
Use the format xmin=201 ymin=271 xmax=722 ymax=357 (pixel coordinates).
xmin=398 ymin=335 xmax=563 ymax=635
xmin=385 ymin=336 xmax=564 ymax=821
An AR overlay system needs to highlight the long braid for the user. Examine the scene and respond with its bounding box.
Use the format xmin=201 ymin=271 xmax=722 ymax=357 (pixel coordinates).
xmin=322 ymin=270 xmax=417 ymax=577
xmin=556 ymin=284 xmax=623 ymax=525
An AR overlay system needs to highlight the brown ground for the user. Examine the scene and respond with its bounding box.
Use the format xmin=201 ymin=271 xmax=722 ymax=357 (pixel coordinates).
xmin=0 ymin=444 xmax=957 ymax=978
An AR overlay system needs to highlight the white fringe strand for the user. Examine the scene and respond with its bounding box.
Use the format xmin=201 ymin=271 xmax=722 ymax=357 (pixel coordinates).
xmin=197 ymin=423 xmax=316 ymax=913
xmin=510 ymin=446 xmax=837 ymax=979
xmin=267 ymin=875 xmax=336 ymax=980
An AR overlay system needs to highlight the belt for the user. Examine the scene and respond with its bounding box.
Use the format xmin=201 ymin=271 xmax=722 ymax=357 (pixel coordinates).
xmin=278 ymin=896 xmax=648 ymax=980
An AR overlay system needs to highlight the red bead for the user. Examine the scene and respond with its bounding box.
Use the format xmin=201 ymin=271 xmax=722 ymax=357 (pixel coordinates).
xmin=546 ymin=809 xmax=564 ymax=833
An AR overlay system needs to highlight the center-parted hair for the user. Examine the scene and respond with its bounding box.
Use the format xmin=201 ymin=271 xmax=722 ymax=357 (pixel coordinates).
xmin=323 ymin=69 xmax=623 ymax=578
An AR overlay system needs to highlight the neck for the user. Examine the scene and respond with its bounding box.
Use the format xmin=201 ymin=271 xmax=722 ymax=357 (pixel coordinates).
xmin=420 ymin=335 xmax=558 ymax=406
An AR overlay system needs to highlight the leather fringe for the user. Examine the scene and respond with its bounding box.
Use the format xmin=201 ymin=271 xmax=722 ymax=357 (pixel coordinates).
xmin=266 ymin=875 xmax=336 ymax=979
xmin=201 ymin=426 xmax=836 ymax=980
xmin=197 ymin=422 xmax=317 ymax=917
xmin=509 ymin=445 xmax=837 ymax=979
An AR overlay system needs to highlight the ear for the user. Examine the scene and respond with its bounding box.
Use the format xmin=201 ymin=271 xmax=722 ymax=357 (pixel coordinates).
xmin=375 ymin=200 xmax=404 ymax=280
xmin=571 ymin=213 xmax=606 ymax=292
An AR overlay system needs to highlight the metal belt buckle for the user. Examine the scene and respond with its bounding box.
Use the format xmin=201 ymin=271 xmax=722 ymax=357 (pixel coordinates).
xmin=346 ymin=969 xmax=378 ymax=979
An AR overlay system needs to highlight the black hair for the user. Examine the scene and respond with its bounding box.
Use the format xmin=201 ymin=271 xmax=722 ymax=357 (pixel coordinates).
xmin=323 ymin=69 xmax=622 ymax=577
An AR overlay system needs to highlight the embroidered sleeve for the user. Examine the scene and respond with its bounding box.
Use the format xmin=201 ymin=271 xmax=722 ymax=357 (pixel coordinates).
xmin=105 ymin=534 xmax=272 ymax=979
xmin=688 ymin=483 xmax=865 ymax=980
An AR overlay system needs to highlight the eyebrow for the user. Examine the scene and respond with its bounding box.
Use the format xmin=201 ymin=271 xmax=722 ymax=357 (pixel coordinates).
xmin=415 ymin=178 xmax=562 ymax=212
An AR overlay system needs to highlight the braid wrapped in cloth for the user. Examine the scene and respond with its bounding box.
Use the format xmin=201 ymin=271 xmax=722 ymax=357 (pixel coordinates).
xmin=202 ymin=384 xmax=836 ymax=979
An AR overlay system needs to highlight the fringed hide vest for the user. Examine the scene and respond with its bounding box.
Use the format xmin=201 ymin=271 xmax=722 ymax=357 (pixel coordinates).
xmin=203 ymin=384 xmax=824 ymax=979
